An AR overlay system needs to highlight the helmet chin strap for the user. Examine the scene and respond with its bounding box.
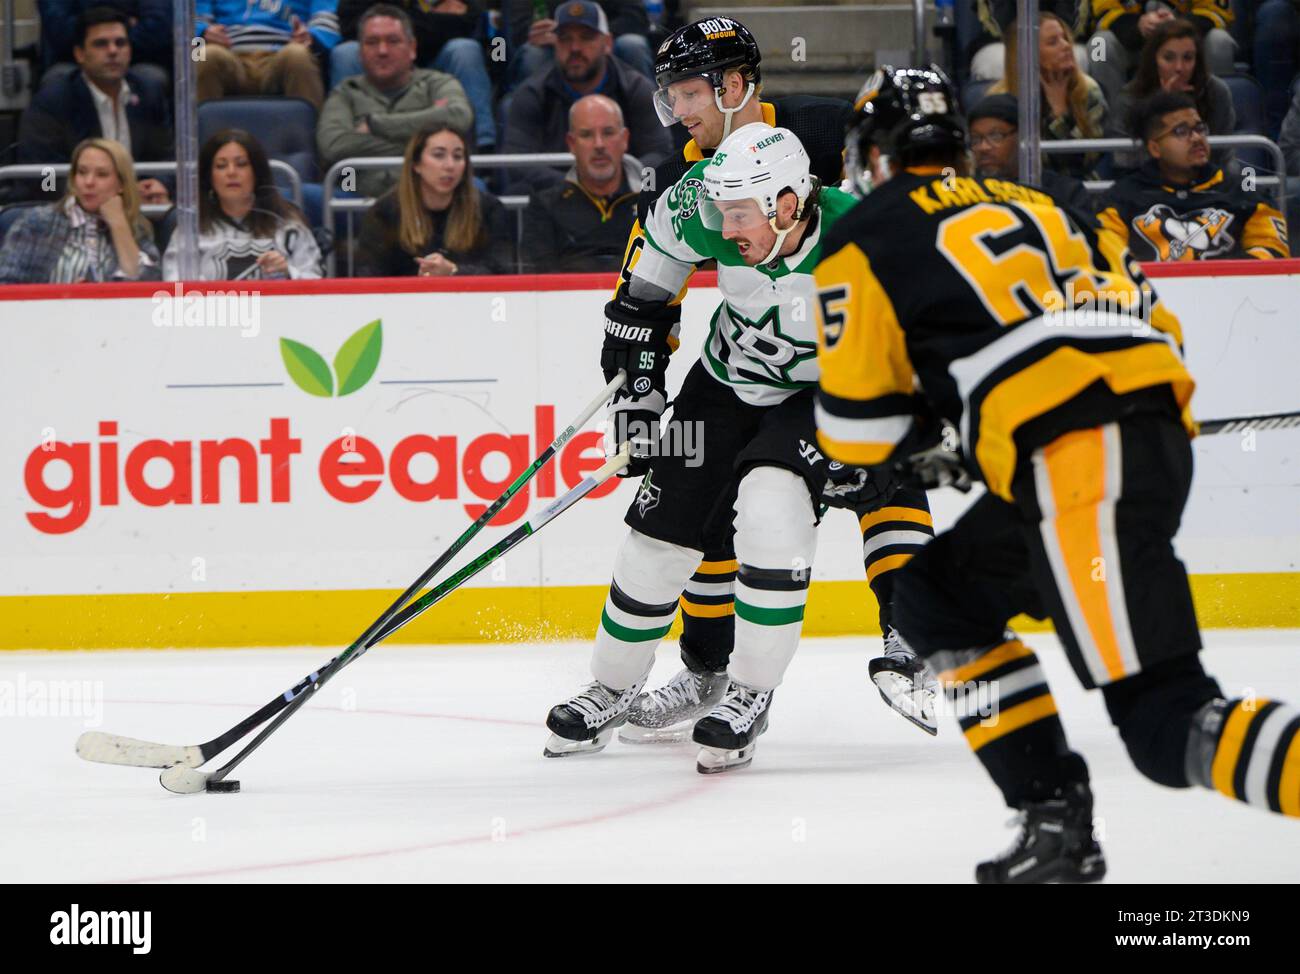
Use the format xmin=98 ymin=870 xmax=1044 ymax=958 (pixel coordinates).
xmin=714 ymin=82 xmax=756 ymax=142
xmin=758 ymin=196 xmax=808 ymax=266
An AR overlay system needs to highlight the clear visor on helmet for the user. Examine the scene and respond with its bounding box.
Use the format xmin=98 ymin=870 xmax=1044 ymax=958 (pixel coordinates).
xmin=652 ymin=76 xmax=718 ymax=127
xmin=699 ymin=196 xmax=771 ymax=233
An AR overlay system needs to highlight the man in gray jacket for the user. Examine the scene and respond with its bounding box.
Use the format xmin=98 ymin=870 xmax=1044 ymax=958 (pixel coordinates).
xmin=317 ymin=3 xmax=473 ymax=198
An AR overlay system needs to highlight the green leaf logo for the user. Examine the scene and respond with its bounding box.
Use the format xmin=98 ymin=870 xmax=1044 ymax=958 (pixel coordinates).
xmin=280 ymin=320 xmax=384 ymax=398
xmin=334 ymin=319 xmax=383 ymax=397
xmin=280 ymin=338 xmax=334 ymax=397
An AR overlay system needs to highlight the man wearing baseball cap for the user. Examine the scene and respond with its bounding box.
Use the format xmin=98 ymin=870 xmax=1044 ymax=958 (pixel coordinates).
xmin=503 ymin=0 xmax=671 ymax=192
xmin=967 ymin=93 xmax=1093 ymax=213
xmin=508 ymin=0 xmax=656 ymax=81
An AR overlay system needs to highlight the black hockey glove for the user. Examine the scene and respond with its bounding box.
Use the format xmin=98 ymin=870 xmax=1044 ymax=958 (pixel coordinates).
xmin=821 ymin=461 xmax=899 ymax=511
xmin=600 ymin=292 xmax=678 ymax=409
xmin=601 ymin=292 xmax=679 ymax=477
xmin=892 ymin=415 xmax=972 ymax=493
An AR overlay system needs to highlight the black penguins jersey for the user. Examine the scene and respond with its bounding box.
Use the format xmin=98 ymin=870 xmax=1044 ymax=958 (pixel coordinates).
xmin=1098 ymin=161 xmax=1288 ymax=262
xmin=813 ymin=168 xmax=1196 ymax=504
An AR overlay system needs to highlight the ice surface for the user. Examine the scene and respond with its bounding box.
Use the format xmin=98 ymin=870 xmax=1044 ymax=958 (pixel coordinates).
xmin=3 ymin=631 xmax=1298 ymax=883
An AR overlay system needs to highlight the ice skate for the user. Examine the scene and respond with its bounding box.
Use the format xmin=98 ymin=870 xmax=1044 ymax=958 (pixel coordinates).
xmin=619 ymin=664 xmax=728 ymax=744
xmin=692 ymin=681 xmax=773 ymax=774
xmin=868 ymin=628 xmax=938 ymax=736
xmin=544 ymin=676 xmax=647 ymax=758
xmin=975 ymin=780 xmax=1107 ymax=884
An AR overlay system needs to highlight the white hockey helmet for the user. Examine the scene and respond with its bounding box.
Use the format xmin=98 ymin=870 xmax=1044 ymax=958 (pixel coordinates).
xmin=701 ymin=123 xmax=814 ymax=264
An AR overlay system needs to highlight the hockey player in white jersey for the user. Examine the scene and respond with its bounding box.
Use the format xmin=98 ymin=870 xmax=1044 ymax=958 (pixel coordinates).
xmin=543 ymin=122 xmax=934 ymax=772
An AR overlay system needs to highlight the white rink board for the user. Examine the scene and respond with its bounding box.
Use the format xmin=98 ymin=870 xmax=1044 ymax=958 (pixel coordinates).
xmin=1 ymin=270 xmax=1298 ymax=599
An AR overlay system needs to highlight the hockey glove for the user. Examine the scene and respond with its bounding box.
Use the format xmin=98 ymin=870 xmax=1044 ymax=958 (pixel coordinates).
xmin=601 ymin=292 xmax=679 ymax=477
xmin=893 ymin=415 xmax=972 ymax=493
xmin=821 ymin=461 xmax=899 ymax=511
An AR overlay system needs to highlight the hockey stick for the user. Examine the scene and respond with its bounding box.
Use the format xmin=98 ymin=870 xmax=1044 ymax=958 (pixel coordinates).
xmin=1196 ymin=410 xmax=1300 ymax=435
xmin=76 ymin=373 xmax=626 ymax=780
xmin=162 ymin=445 xmax=630 ymax=793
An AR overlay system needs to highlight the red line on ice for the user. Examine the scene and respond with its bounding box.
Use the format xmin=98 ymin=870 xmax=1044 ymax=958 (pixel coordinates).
xmin=104 ymin=697 xmax=537 ymax=727
xmin=114 ymin=779 xmax=714 ymax=884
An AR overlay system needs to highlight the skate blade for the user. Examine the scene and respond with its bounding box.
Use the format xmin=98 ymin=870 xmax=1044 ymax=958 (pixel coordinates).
xmin=542 ymin=725 xmax=616 ymax=758
xmin=695 ymin=742 xmax=757 ymax=774
xmin=618 ymin=721 xmax=693 ymax=745
xmin=870 ymin=670 xmax=938 ymax=736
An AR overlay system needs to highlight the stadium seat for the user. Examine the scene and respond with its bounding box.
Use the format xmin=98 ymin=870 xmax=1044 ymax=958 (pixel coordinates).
xmin=197 ymin=97 xmax=323 ymax=224
xmin=1222 ymin=73 xmax=1273 ymax=172
xmin=0 ymin=201 xmax=44 ymax=246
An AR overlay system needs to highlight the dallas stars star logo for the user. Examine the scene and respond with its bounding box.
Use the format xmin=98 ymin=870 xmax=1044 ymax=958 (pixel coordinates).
xmin=725 ymin=305 xmax=817 ymax=384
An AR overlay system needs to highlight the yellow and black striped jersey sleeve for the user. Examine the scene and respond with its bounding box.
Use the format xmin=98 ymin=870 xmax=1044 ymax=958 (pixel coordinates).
xmin=813 ymin=241 xmax=917 ymax=465
xmin=1242 ymin=203 xmax=1289 ymax=259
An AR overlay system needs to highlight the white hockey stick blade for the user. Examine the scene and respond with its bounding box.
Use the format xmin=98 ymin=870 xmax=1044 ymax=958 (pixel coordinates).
xmin=159 ymin=765 xmax=211 ymax=794
xmin=76 ymin=731 xmax=204 ymax=769
xmin=868 ymin=665 xmax=939 ymax=736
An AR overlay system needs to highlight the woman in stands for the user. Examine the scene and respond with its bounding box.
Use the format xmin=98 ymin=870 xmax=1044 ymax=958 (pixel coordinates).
xmin=163 ymin=129 xmax=322 ymax=281
xmin=990 ymin=11 xmax=1108 ymax=179
xmin=356 ymin=123 xmax=513 ymax=277
xmin=1106 ymin=18 xmax=1236 ymax=171
xmin=0 ymin=138 xmax=160 ymax=283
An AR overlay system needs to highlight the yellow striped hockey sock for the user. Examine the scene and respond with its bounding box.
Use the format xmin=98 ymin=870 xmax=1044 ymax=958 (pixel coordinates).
xmin=935 ymin=638 xmax=1081 ymax=806
xmin=1207 ymin=698 xmax=1300 ymax=817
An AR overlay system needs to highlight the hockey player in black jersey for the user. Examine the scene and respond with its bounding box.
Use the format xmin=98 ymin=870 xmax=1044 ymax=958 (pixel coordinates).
xmin=813 ymin=65 xmax=1300 ymax=883
xmin=589 ymin=17 xmax=935 ymax=745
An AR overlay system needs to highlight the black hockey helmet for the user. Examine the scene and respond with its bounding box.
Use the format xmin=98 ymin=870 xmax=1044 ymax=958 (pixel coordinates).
xmin=651 ymin=17 xmax=762 ymax=132
xmin=845 ymin=65 xmax=967 ymax=196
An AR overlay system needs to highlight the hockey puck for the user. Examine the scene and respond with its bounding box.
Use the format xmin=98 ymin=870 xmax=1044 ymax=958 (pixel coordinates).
xmin=206 ymin=779 xmax=240 ymax=793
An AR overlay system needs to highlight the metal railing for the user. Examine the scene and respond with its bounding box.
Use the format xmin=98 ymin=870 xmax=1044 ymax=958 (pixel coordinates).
xmin=1041 ymin=135 xmax=1287 ymax=213
xmin=322 ymin=153 xmax=597 ymax=277
xmin=0 ymin=159 xmax=305 ymax=217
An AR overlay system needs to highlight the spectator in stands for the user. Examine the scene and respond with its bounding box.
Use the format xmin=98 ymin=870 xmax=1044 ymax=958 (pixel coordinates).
xmin=1105 ymin=18 xmax=1235 ymax=171
xmin=508 ymin=0 xmax=654 ymax=83
xmin=966 ymin=94 xmax=1095 ymax=211
xmin=1281 ymin=82 xmax=1300 ymax=176
xmin=1098 ymin=91 xmax=1288 ymax=260
xmin=969 ymin=0 xmax=1088 ymax=82
xmin=0 ymin=137 xmax=160 ymax=283
xmin=163 ymin=129 xmax=322 ymax=280
xmin=318 ymin=5 xmax=473 ymax=198
xmin=356 ymin=124 xmax=513 ymax=275
xmin=19 ymin=8 xmax=172 ymax=203
xmin=195 ymin=0 xmax=341 ymax=111
xmin=502 ymin=1 xmax=669 ymax=193
xmin=991 ymin=12 xmax=1108 ymax=179
xmin=37 ymin=0 xmax=171 ymax=87
xmin=520 ymin=94 xmax=639 ymax=272
xmin=1253 ymin=0 xmax=1300 ymax=135
xmin=1089 ymin=1 xmax=1236 ymax=110
xmin=332 ymin=0 xmax=496 ymax=151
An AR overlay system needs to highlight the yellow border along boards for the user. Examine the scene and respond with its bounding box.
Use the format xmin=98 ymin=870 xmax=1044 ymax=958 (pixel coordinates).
xmin=2 ymin=572 xmax=1297 ymax=649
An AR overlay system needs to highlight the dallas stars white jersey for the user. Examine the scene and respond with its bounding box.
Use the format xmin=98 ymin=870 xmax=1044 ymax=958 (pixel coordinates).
xmin=635 ymin=158 xmax=859 ymax=406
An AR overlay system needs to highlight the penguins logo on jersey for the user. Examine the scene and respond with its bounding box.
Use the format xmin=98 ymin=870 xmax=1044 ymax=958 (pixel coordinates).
xmin=1132 ymin=204 xmax=1235 ymax=261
